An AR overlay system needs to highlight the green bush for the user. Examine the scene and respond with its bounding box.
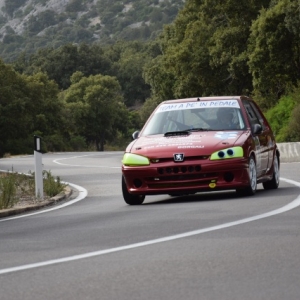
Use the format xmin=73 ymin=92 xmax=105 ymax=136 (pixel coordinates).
xmin=265 ymin=85 xmax=300 ymax=142
xmin=284 ymin=103 xmax=300 ymax=142
xmin=0 ymin=173 xmax=17 ymax=209
xmin=0 ymin=171 xmax=65 ymax=210
xmin=265 ymin=95 xmax=297 ymax=142
xmin=43 ymin=170 xmax=66 ymax=197
xmin=69 ymin=135 xmax=87 ymax=151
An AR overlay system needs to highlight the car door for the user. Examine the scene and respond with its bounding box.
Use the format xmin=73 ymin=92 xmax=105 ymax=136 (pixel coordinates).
xmin=242 ymin=100 xmax=269 ymax=177
xmin=249 ymin=100 xmax=275 ymax=173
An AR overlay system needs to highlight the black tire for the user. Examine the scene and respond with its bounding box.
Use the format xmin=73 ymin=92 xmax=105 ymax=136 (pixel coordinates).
xmin=122 ymin=176 xmax=145 ymax=205
xmin=263 ymin=153 xmax=280 ymax=190
xmin=236 ymin=156 xmax=257 ymax=196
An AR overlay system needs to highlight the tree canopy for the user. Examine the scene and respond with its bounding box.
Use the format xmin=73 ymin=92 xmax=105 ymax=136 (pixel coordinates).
xmin=0 ymin=60 xmax=64 ymax=155
xmin=63 ymin=72 xmax=128 ymax=151
xmin=248 ymin=0 xmax=300 ymax=109
xmin=144 ymin=0 xmax=272 ymax=101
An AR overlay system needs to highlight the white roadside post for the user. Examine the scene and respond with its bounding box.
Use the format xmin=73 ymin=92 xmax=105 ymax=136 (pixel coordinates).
xmin=34 ymin=135 xmax=43 ymax=199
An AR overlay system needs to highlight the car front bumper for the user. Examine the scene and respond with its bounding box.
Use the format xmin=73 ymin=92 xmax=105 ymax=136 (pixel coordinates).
xmin=122 ymin=158 xmax=250 ymax=195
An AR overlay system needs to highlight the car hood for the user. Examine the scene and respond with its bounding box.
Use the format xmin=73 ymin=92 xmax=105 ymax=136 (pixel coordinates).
xmin=127 ymin=131 xmax=248 ymax=158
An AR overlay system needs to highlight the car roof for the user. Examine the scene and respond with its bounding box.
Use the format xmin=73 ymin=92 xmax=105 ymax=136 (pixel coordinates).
xmin=160 ymin=96 xmax=252 ymax=104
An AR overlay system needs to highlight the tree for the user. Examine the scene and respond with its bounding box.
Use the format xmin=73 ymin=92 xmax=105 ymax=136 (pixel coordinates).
xmin=14 ymin=43 xmax=112 ymax=90
xmin=287 ymin=103 xmax=300 ymax=141
xmin=66 ymin=0 xmax=84 ymax=12
xmin=14 ymin=41 xmax=153 ymax=109
xmin=63 ymin=72 xmax=126 ymax=151
xmin=265 ymin=95 xmax=297 ymax=142
xmin=0 ymin=60 xmax=63 ymax=155
xmin=110 ymin=42 xmax=152 ymax=107
xmin=143 ymin=54 xmax=176 ymax=101
xmin=103 ymin=41 xmax=153 ymax=107
xmin=265 ymin=84 xmax=300 ymax=142
xmin=26 ymin=10 xmax=56 ymax=35
xmin=21 ymin=72 xmax=64 ymax=138
xmin=144 ymin=0 xmax=271 ymax=101
xmin=4 ymin=0 xmax=26 ymax=17
xmin=0 ymin=60 xmax=29 ymax=156
xmin=248 ymin=0 xmax=300 ymax=109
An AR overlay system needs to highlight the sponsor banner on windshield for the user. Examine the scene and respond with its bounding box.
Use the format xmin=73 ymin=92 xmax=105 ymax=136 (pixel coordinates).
xmin=156 ymin=100 xmax=240 ymax=113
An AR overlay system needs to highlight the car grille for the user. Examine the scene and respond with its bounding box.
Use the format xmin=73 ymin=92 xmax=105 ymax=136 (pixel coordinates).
xmin=152 ymin=156 xmax=209 ymax=163
xmin=157 ymin=165 xmax=201 ymax=174
xmin=147 ymin=180 xmax=213 ymax=189
xmin=146 ymin=172 xmax=217 ymax=189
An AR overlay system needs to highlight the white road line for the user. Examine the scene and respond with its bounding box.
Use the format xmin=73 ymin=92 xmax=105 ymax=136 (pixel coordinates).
xmin=0 ymin=182 xmax=88 ymax=222
xmin=53 ymin=154 xmax=120 ymax=168
xmin=0 ymin=177 xmax=299 ymax=275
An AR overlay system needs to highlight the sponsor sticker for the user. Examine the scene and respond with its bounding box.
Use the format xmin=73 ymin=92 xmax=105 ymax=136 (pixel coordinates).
xmin=156 ymin=100 xmax=240 ymax=113
xmin=214 ymin=132 xmax=239 ymax=140
xmin=209 ymin=180 xmax=217 ymax=188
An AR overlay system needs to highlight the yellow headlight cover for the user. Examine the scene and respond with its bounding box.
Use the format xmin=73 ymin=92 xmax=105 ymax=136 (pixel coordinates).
xmin=122 ymin=153 xmax=150 ymax=166
xmin=210 ymin=146 xmax=244 ymax=160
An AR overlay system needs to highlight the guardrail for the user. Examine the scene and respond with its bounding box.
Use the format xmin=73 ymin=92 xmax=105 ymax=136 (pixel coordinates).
xmin=277 ymin=142 xmax=300 ymax=163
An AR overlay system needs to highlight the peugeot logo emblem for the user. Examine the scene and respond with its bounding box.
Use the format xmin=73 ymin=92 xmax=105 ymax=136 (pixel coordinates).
xmin=174 ymin=153 xmax=184 ymax=162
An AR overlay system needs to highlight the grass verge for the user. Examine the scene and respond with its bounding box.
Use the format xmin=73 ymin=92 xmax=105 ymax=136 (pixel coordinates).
xmin=0 ymin=171 xmax=66 ymax=210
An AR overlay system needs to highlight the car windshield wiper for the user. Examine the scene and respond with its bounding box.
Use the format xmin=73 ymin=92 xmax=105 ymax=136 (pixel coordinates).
xmin=164 ymin=130 xmax=191 ymax=137
xmin=164 ymin=128 xmax=213 ymax=136
xmin=187 ymin=128 xmax=211 ymax=132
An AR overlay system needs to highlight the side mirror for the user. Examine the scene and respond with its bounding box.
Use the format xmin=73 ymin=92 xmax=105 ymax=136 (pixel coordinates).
xmin=252 ymin=124 xmax=262 ymax=134
xmin=132 ymin=131 xmax=140 ymax=140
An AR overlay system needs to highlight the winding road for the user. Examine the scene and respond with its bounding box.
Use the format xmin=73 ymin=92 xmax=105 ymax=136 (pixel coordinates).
xmin=0 ymin=152 xmax=300 ymax=300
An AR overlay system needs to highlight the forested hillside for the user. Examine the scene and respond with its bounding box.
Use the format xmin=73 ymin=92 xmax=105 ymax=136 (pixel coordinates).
xmin=0 ymin=0 xmax=184 ymax=62
xmin=0 ymin=0 xmax=300 ymax=157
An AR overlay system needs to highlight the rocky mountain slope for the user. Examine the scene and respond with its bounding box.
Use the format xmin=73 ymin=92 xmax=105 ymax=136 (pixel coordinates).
xmin=0 ymin=0 xmax=185 ymax=62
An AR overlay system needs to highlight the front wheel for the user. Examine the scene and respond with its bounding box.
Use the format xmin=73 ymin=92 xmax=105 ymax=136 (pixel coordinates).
xmin=263 ymin=153 xmax=280 ymax=190
xmin=236 ymin=156 xmax=257 ymax=196
xmin=122 ymin=176 xmax=145 ymax=205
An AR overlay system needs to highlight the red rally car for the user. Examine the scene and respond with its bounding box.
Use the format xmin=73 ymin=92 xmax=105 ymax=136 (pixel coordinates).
xmin=121 ymin=96 xmax=280 ymax=205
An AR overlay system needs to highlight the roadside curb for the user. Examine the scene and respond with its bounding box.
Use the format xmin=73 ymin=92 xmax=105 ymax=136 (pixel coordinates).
xmin=0 ymin=185 xmax=73 ymax=218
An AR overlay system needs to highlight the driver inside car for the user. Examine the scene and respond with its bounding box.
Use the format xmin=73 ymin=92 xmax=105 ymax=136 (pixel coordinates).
xmin=217 ymin=108 xmax=238 ymax=129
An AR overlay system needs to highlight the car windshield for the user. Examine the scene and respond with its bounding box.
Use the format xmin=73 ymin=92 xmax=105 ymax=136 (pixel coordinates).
xmin=141 ymin=100 xmax=247 ymax=136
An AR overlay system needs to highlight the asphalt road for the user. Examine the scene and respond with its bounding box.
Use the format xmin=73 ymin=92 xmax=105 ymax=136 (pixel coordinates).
xmin=0 ymin=152 xmax=300 ymax=300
